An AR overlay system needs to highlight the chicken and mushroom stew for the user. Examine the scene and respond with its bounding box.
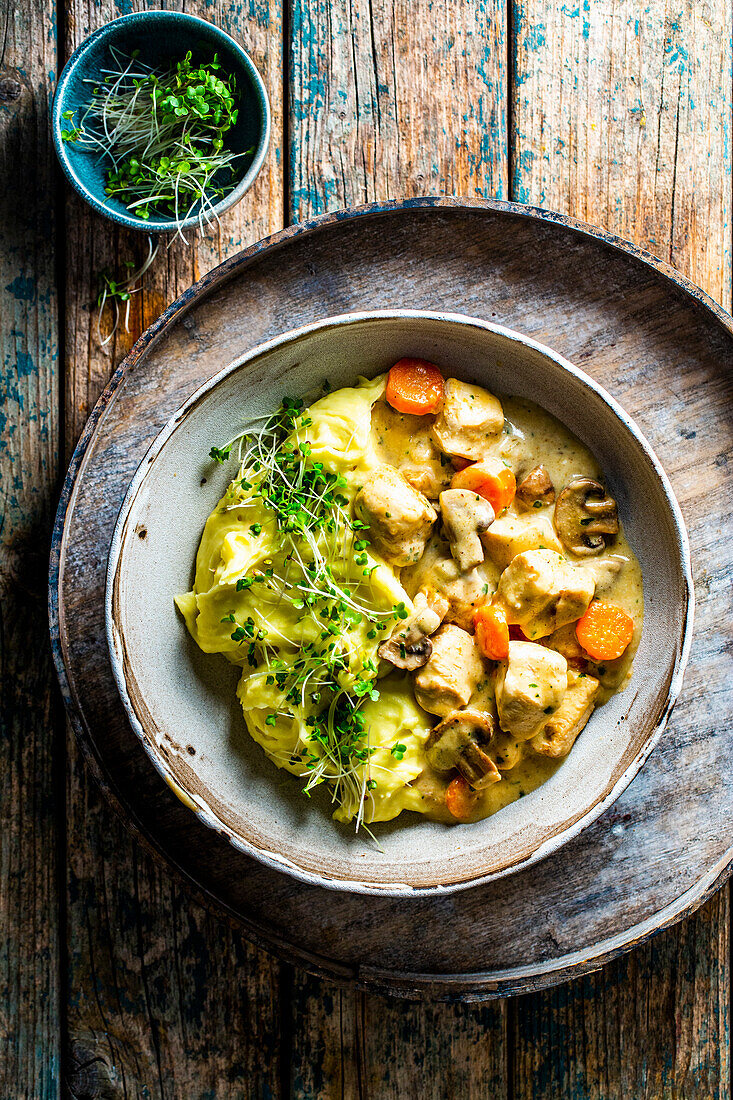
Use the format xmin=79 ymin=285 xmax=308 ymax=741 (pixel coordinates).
xmin=177 ymin=359 xmax=643 ymax=830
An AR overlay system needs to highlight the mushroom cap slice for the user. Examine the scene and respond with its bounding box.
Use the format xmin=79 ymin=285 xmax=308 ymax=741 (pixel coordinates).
xmin=554 ymin=477 xmax=619 ymax=556
xmin=377 ymin=591 xmax=447 ymax=670
xmin=425 ymin=708 xmax=501 ymax=789
xmin=516 ymin=464 xmax=555 ymax=507
xmin=378 ymin=631 xmax=433 ymax=670
xmin=439 ymin=488 xmax=495 ymax=571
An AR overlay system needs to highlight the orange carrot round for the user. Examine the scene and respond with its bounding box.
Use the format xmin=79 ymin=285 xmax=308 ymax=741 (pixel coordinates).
xmin=445 ymin=775 xmax=479 ymax=822
xmin=575 ymin=600 xmax=635 ymax=661
xmin=385 ymin=358 xmax=444 ymax=415
xmin=451 ymin=460 xmax=516 ymax=514
xmin=474 ymin=604 xmax=510 ymax=661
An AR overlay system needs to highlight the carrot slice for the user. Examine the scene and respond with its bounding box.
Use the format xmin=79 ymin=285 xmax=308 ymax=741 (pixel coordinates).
xmin=451 ymin=460 xmax=516 ymax=514
xmin=575 ymin=600 xmax=635 ymax=661
xmin=445 ymin=775 xmax=479 ymax=822
xmin=474 ymin=604 xmax=510 ymax=661
xmin=385 ymin=358 xmax=444 ymax=415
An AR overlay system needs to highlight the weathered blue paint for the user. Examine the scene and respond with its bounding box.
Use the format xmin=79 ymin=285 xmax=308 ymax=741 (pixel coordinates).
xmin=15 ymin=350 xmax=36 ymax=377
xmin=5 ymin=274 xmax=37 ymax=301
xmin=664 ymin=17 xmax=689 ymax=72
xmin=523 ymin=22 xmax=547 ymax=50
xmin=289 ymin=3 xmax=328 ymax=124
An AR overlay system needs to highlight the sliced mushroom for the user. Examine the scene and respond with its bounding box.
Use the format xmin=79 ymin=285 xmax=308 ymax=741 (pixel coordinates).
xmin=439 ymin=489 xmax=495 ymax=571
xmin=378 ymin=632 xmax=432 ymax=670
xmin=377 ymin=591 xmax=447 ymax=670
xmin=516 ymin=464 xmax=555 ymax=507
xmin=554 ymin=477 xmax=619 ymax=556
xmin=425 ymin=708 xmax=501 ymax=789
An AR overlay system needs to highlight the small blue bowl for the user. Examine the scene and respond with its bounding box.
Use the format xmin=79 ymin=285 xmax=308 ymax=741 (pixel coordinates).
xmin=52 ymin=11 xmax=271 ymax=233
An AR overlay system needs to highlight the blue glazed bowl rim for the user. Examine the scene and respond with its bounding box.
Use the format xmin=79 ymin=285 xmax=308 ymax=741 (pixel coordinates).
xmin=52 ymin=10 xmax=271 ymax=233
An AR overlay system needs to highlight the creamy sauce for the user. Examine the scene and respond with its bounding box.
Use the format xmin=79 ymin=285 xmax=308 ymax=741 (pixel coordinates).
xmin=370 ymin=399 xmax=453 ymax=499
xmin=180 ymin=377 xmax=644 ymax=830
xmin=370 ymin=393 xmax=644 ymax=823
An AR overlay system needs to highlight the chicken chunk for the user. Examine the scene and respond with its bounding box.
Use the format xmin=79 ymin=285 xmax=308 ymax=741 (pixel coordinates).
xmin=354 ymin=465 xmax=436 ymax=566
xmin=431 ymin=378 xmax=504 ymax=461
xmin=580 ymin=554 xmax=627 ymax=595
xmin=495 ymin=549 xmax=595 ymax=639
xmin=494 ymin=640 xmax=568 ymax=740
xmin=541 ymin=623 xmax=587 ymax=669
xmin=531 ymin=669 xmax=600 ymax=758
xmin=369 ymin=399 xmax=452 ymax=499
xmin=481 ymin=513 xmax=563 ymax=569
xmin=413 ymin=624 xmax=486 ymax=716
xmin=439 ymin=488 xmax=495 ymax=571
xmin=402 ymin=534 xmax=497 ymax=631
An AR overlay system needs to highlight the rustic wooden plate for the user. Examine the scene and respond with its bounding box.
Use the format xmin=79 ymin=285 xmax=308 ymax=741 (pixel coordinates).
xmin=106 ymin=310 xmax=692 ymax=895
xmin=50 ymin=198 xmax=733 ymax=999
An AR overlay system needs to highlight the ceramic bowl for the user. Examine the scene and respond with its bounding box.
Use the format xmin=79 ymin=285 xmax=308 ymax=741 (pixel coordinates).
xmin=52 ymin=12 xmax=270 ymax=233
xmin=106 ymin=310 xmax=693 ymax=895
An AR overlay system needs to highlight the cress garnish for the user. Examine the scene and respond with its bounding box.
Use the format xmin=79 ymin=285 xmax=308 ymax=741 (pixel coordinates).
xmin=210 ymin=396 xmax=408 ymax=831
xmin=62 ymin=47 xmax=248 ymax=236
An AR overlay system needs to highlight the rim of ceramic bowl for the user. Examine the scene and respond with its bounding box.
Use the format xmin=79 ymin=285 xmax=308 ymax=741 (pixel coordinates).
xmin=51 ymin=10 xmax=271 ymax=233
xmin=105 ymin=309 xmax=695 ymax=897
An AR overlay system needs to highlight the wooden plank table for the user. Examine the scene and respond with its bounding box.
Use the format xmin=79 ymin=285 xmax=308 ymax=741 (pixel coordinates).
xmin=1 ymin=0 xmax=730 ymax=1095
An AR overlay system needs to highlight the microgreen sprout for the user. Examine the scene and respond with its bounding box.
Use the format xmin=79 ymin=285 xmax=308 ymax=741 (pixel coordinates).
xmin=64 ymin=47 xmax=250 ymax=238
xmin=208 ymin=396 xmax=413 ymax=830
xmin=95 ymin=235 xmax=159 ymax=348
xmin=209 ymin=443 xmax=233 ymax=463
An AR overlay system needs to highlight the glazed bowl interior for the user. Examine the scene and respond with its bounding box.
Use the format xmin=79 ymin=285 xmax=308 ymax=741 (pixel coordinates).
xmin=106 ymin=311 xmax=692 ymax=895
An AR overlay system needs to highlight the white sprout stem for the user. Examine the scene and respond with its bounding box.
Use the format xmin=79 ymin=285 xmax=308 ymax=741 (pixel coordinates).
xmin=68 ymin=48 xmax=242 ymax=236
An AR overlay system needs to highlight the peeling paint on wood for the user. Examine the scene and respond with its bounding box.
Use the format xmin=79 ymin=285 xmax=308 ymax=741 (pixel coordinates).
xmin=0 ymin=0 xmax=61 ymax=1094
xmin=288 ymin=0 xmax=509 ymax=220
xmin=511 ymin=0 xmax=733 ymax=312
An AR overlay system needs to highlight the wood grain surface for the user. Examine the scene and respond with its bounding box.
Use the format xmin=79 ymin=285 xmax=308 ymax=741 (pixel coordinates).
xmin=0 ymin=0 xmax=61 ymax=1095
xmin=288 ymin=0 xmax=508 ymax=218
xmin=1 ymin=0 xmax=729 ymax=1092
xmin=61 ymin=0 xmax=285 ymax=1095
xmin=511 ymin=3 xmax=732 ymax=1092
